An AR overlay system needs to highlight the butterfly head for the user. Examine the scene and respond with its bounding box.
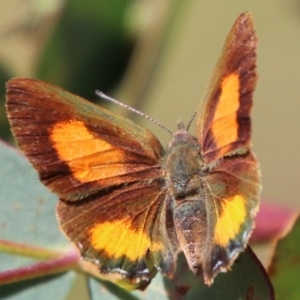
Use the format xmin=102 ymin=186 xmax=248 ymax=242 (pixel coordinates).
xmin=166 ymin=120 xmax=198 ymax=151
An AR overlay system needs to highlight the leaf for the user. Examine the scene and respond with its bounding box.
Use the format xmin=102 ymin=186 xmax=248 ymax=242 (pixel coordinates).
xmin=0 ymin=141 xmax=77 ymax=299
xmin=88 ymin=249 xmax=274 ymax=299
xmin=0 ymin=272 xmax=76 ymax=300
xmin=268 ymin=214 xmax=300 ymax=300
xmin=0 ymin=141 xmax=69 ymax=250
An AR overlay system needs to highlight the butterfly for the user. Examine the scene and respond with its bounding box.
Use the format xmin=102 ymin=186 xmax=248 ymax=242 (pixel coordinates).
xmin=6 ymin=12 xmax=261 ymax=290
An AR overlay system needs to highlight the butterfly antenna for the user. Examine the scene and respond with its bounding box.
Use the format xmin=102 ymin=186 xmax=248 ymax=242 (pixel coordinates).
xmin=96 ymin=91 xmax=173 ymax=135
xmin=186 ymin=110 xmax=197 ymax=131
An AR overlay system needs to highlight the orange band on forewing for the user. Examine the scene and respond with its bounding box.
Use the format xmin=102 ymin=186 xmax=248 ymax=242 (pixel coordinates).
xmin=211 ymin=116 xmax=238 ymax=154
xmin=214 ymin=73 xmax=240 ymax=119
xmin=214 ymin=194 xmax=246 ymax=247
xmin=211 ymin=73 xmax=240 ymax=149
xmin=50 ymin=120 xmax=126 ymax=182
xmin=89 ymin=220 xmax=162 ymax=261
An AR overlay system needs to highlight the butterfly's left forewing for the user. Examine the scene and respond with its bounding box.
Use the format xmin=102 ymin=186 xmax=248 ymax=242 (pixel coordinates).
xmin=6 ymin=78 xmax=164 ymax=201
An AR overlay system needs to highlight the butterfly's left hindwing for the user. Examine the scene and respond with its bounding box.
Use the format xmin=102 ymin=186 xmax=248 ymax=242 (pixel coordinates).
xmin=57 ymin=181 xmax=178 ymax=290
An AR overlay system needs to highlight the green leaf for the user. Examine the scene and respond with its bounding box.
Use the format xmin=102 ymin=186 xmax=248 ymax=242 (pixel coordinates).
xmin=0 ymin=141 xmax=68 ymax=250
xmin=0 ymin=141 xmax=77 ymax=299
xmin=268 ymin=214 xmax=300 ymax=300
xmin=88 ymin=249 xmax=274 ymax=299
xmin=0 ymin=273 xmax=76 ymax=300
xmin=171 ymin=248 xmax=274 ymax=300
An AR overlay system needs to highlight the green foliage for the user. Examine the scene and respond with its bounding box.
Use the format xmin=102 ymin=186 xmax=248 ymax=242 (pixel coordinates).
xmin=0 ymin=141 xmax=77 ymax=299
xmin=268 ymin=215 xmax=300 ymax=299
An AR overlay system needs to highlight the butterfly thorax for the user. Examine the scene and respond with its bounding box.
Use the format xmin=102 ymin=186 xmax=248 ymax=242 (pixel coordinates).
xmin=164 ymin=126 xmax=203 ymax=200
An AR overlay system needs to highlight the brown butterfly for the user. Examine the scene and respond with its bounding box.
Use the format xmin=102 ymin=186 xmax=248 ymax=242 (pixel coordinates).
xmin=6 ymin=12 xmax=260 ymax=290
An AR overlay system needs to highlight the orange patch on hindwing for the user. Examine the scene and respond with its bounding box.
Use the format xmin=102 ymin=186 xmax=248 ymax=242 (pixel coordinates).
xmin=50 ymin=120 xmax=126 ymax=182
xmin=214 ymin=194 xmax=247 ymax=247
xmin=211 ymin=73 xmax=240 ymax=149
xmin=89 ymin=220 xmax=162 ymax=261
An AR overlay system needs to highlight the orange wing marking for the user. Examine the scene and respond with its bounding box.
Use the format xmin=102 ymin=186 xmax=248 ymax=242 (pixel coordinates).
xmin=50 ymin=120 xmax=127 ymax=183
xmin=211 ymin=73 xmax=240 ymax=152
xmin=89 ymin=219 xmax=162 ymax=261
xmin=213 ymin=194 xmax=246 ymax=246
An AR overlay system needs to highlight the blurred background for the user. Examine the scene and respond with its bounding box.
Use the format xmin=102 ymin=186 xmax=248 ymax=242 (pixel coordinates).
xmin=1 ymin=0 xmax=299 ymax=209
xmin=0 ymin=0 xmax=299 ymax=284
